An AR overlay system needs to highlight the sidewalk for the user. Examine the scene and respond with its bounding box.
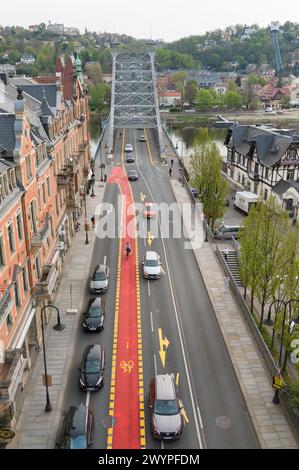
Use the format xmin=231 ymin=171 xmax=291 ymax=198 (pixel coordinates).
xmin=9 ymin=171 xmax=106 ymax=449
xmin=171 ymin=178 xmax=299 ymax=449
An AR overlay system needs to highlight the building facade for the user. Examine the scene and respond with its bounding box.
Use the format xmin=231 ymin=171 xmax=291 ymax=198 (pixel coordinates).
xmin=0 ymin=54 xmax=90 ymax=428
xmin=225 ymin=124 xmax=299 ymax=221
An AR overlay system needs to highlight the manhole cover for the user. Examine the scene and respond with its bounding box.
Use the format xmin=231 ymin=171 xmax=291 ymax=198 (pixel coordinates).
xmin=101 ymin=415 xmax=116 ymax=429
xmin=215 ymin=416 xmax=231 ymax=429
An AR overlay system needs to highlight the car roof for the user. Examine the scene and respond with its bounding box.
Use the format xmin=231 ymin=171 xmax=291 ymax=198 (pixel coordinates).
xmin=67 ymin=405 xmax=88 ymax=436
xmin=95 ymin=264 xmax=106 ymax=273
xmin=155 ymin=374 xmax=176 ymax=400
xmin=145 ymin=251 xmax=158 ymax=260
xmin=128 ymin=169 xmax=137 ymax=173
xmin=84 ymin=344 xmax=102 ymax=361
xmin=89 ymin=297 xmax=102 ymax=307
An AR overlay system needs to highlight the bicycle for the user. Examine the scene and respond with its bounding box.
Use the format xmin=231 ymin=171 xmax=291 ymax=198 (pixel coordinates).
xmin=74 ymin=221 xmax=81 ymax=232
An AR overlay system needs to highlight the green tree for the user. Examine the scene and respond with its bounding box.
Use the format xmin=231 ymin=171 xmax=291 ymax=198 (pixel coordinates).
xmin=170 ymin=71 xmax=187 ymax=94
xmin=190 ymin=141 xmax=227 ymax=230
xmin=85 ymin=63 xmax=102 ymax=85
xmin=8 ymin=49 xmax=21 ymax=63
xmin=224 ymin=90 xmax=243 ymax=108
xmin=195 ymin=88 xmax=214 ymax=110
xmin=88 ymin=83 xmax=107 ymax=112
xmin=184 ymin=80 xmax=198 ymax=105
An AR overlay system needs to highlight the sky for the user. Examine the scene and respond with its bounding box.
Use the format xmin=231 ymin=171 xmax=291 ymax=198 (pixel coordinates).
xmin=1 ymin=0 xmax=298 ymax=42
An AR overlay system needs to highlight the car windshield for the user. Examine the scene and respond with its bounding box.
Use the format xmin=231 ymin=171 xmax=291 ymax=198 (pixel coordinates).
xmin=93 ymin=271 xmax=106 ymax=281
xmin=145 ymin=259 xmax=159 ymax=267
xmin=69 ymin=435 xmax=88 ymax=449
xmin=84 ymin=359 xmax=101 ymax=373
xmin=88 ymin=306 xmax=102 ymax=317
xmin=154 ymin=399 xmax=179 ymax=416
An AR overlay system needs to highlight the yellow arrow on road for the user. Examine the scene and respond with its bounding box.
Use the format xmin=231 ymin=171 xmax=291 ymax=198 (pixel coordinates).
xmin=140 ymin=192 xmax=146 ymax=203
xmin=147 ymin=231 xmax=154 ymax=247
xmin=179 ymin=399 xmax=189 ymax=424
xmin=158 ymin=328 xmax=170 ymax=368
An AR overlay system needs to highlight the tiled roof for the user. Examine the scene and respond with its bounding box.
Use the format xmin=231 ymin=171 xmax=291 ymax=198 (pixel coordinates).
xmin=0 ymin=158 xmax=15 ymax=175
xmin=20 ymin=84 xmax=57 ymax=109
xmin=160 ymin=91 xmax=181 ymax=97
xmin=0 ymin=114 xmax=15 ymax=153
xmin=272 ymin=179 xmax=299 ymax=195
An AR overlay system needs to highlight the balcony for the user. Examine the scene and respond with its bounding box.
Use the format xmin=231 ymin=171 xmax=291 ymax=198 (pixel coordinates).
xmin=31 ymin=215 xmax=51 ymax=248
xmin=67 ymin=191 xmax=80 ymax=210
xmin=34 ymin=264 xmax=58 ymax=299
xmin=0 ymin=349 xmax=25 ymax=403
xmin=0 ymin=288 xmax=13 ymax=322
xmin=56 ymin=173 xmax=71 ymax=186
xmin=65 ymin=156 xmax=80 ymax=174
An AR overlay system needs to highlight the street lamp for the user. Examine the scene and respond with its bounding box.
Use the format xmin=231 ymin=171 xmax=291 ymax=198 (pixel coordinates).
xmin=90 ymin=172 xmax=95 ymax=198
xmin=40 ymin=304 xmax=65 ymax=412
xmin=84 ymin=182 xmax=89 ymax=245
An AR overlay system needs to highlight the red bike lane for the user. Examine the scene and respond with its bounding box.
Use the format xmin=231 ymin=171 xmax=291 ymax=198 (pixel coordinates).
xmin=107 ymin=165 xmax=143 ymax=449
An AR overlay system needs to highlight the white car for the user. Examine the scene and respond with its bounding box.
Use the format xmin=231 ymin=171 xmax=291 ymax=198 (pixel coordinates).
xmin=89 ymin=264 xmax=110 ymax=294
xmin=142 ymin=251 xmax=161 ymax=279
xmin=125 ymin=144 xmax=133 ymax=152
xmin=265 ymin=107 xmax=273 ymax=112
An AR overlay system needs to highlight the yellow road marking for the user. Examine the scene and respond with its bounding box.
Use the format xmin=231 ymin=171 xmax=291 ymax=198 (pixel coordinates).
xmin=158 ymin=328 xmax=170 ymax=368
xmin=176 ymin=373 xmax=180 ymax=387
xmin=147 ymin=231 xmax=154 ymax=247
xmin=140 ymin=192 xmax=146 ymax=203
xmin=179 ymin=399 xmax=189 ymax=424
xmin=144 ymin=129 xmax=154 ymax=165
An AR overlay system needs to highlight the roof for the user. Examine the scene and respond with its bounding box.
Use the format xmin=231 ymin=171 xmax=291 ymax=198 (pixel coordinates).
xmin=20 ymin=84 xmax=57 ymax=109
xmin=272 ymin=179 xmax=299 ymax=196
xmin=160 ymin=91 xmax=181 ymax=97
xmin=145 ymin=251 xmax=158 ymax=259
xmin=0 ymin=158 xmax=15 ymax=175
xmin=0 ymin=114 xmax=15 ymax=153
xmin=230 ymin=125 xmax=292 ymax=168
xmin=156 ymin=374 xmax=175 ymax=400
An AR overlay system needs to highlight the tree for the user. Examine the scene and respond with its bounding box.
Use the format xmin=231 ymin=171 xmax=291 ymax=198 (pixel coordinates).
xmin=170 ymin=71 xmax=187 ymax=94
xmin=8 ymin=49 xmax=21 ymax=64
xmin=190 ymin=141 xmax=227 ymax=230
xmin=88 ymin=83 xmax=107 ymax=112
xmin=85 ymin=63 xmax=102 ymax=85
xmin=195 ymin=88 xmax=214 ymax=110
xmin=184 ymin=80 xmax=198 ymax=105
xmin=224 ymin=90 xmax=243 ymax=108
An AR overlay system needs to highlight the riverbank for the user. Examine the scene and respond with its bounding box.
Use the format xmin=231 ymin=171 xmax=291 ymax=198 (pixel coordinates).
xmin=161 ymin=109 xmax=299 ymax=127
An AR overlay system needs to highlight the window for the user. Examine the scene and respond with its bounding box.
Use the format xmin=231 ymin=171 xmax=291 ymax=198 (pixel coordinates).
xmin=47 ymin=177 xmax=51 ymax=197
xmin=287 ymin=169 xmax=294 ymax=181
xmin=265 ymin=168 xmax=269 ymax=179
xmin=0 ymin=235 xmax=5 ymax=268
xmin=26 ymin=157 xmax=32 ymax=180
xmin=56 ymin=195 xmax=59 ymax=216
xmin=42 ymin=182 xmax=46 ymax=204
xmin=14 ymin=280 xmax=21 ymax=307
xmin=29 ymin=201 xmax=37 ymax=232
xmin=17 ymin=213 xmax=23 ymax=241
xmin=6 ymin=313 xmax=13 ymax=332
xmin=8 ymin=223 xmax=15 ymax=253
xmin=22 ymin=267 xmax=28 ymax=292
xmin=35 ymin=255 xmax=41 ymax=280
xmin=37 ymin=188 xmax=41 ymax=210
xmin=264 ymin=189 xmax=268 ymax=201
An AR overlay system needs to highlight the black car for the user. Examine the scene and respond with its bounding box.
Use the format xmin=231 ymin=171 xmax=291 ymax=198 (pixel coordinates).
xmin=56 ymin=404 xmax=94 ymax=449
xmin=126 ymin=155 xmax=135 ymax=163
xmin=79 ymin=344 xmax=105 ymax=391
xmin=128 ymin=169 xmax=138 ymax=181
xmin=83 ymin=297 xmax=105 ymax=332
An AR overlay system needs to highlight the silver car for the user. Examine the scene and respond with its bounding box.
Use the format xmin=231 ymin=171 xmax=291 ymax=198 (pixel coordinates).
xmin=149 ymin=374 xmax=183 ymax=440
xmin=142 ymin=251 xmax=161 ymax=279
xmin=89 ymin=264 xmax=110 ymax=294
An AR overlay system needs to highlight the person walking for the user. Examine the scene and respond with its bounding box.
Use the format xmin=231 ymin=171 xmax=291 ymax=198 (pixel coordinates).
xmin=170 ymin=159 xmax=174 ymax=168
xmin=223 ymin=247 xmax=229 ymax=262
xmin=169 ymin=167 xmax=172 ymax=178
xmin=91 ymin=215 xmax=95 ymax=228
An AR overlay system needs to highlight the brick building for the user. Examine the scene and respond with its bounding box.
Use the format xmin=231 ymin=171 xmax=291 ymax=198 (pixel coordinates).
xmin=0 ymin=54 xmax=90 ymax=428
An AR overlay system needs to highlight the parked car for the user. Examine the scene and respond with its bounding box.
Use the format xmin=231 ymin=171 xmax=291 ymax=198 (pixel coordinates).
xmin=213 ymin=225 xmax=241 ymax=240
xmin=126 ymin=154 xmax=135 ymax=163
xmin=265 ymin=107 xmax=273 ymax=112
xmin=79 ymin=344 xmax=105 ymax=391
xmin=142 ymin=251 xmax=161 ymax=279
xmin=149 ymin=374 xmax=183 ymax=440
xmin=143 ymin=202 xmax=156 ymax=218
xmin=139 ymin=134 xmax=146 ymax=142
xmin=56 ymin=404 xmax=94 ymax=449
xmin=89 ymin=264 xmax=110 ymax=294
xmin=128 ymin=169 xmax=138 ymax=181
xmin=125 ymin=143 xmax=133 ymax=152
xmin=83 ymin=297 xmax=105 ymax=332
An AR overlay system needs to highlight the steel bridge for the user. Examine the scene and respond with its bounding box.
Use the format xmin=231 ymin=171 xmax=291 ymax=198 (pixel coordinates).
xmin=108 ymin=51 xmax=165 ymax=162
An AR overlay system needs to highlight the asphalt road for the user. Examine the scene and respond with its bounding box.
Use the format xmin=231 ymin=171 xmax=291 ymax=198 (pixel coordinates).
xmin=58 ymin=127 xmax=260 ymax=449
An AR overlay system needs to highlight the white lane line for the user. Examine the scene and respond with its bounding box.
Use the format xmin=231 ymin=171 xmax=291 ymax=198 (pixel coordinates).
xmin=197 ymin=406 xmax=204 ymax=429
xmin=104 ymin=256 xmax=107 ymax=265
xmin=136 ymin=154 xmax=205 ymax=449
xmin=86 ymin=391 xmax=90 ymax=408
xmin=161 ymin=440 xmax=164 ymax=449
xmin=153 ymin=353 xmax=158 ymax=375
xmin=150 ymin=311 xmax=154 ymax=333
xmin=147 ymin=280 xmax=151 ymax=296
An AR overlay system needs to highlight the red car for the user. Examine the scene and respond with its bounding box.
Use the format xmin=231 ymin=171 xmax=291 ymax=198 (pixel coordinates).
xmin=143 ymin=202 xmax=156 ymax=218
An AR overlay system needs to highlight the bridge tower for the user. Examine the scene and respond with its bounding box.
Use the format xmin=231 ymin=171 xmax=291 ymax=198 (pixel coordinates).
xmin=271 ymin=21 xmax=283 ymax=75
xmin=108 ymin=51 xmax=166 ymax=163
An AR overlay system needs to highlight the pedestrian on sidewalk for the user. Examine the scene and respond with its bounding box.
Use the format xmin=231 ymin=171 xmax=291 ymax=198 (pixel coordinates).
xmin=224 ymin=276 xmax=229 ymax=290
xmin=223 ymin=247 xmax=229 ymax=262
xmin=91 ymin=215 xmax=95 ymax=228
xmin=170 ymin=159 xmax=174 ymax=168
xmin=169 ymin=167 xmax=172 ymax=178
xmin=103 ymin=174 xmax=107 ymax=182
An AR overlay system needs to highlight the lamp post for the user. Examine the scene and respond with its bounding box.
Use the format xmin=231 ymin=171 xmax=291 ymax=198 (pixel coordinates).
xmin=40 ymin=304 xmax=65 ymax=412
xmin=90 ymin=173 xmax=95 ymax=198
xmin=84 ymin=182 xmax=89 ymax=245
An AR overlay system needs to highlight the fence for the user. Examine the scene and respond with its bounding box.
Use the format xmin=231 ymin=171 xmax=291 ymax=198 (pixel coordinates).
xmin=215 ymin=245 xmax=299 ymax=430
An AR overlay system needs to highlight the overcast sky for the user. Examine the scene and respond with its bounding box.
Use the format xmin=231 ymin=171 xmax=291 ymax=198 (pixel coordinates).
xmin=1 ymin=0 xmax=298 ymax=42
